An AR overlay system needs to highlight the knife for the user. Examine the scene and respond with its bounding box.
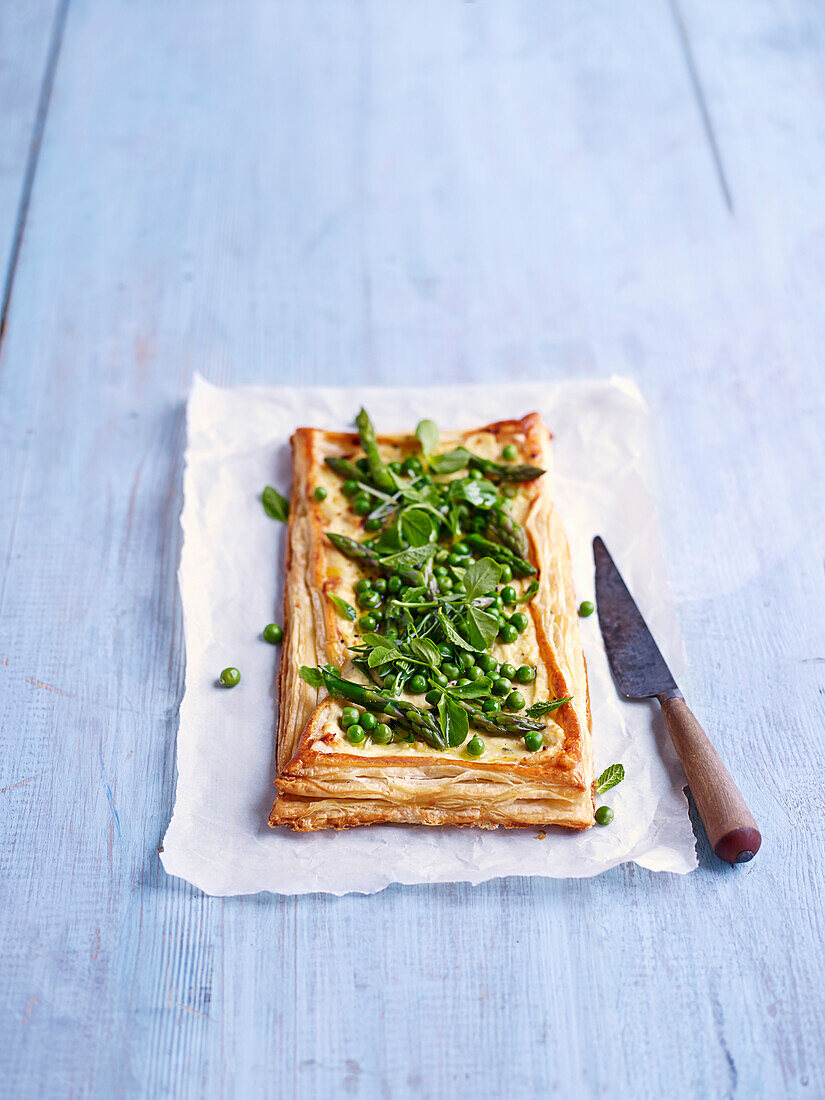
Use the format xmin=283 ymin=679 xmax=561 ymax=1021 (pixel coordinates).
xmin=593 ymin=536 xmax=761 ymax=865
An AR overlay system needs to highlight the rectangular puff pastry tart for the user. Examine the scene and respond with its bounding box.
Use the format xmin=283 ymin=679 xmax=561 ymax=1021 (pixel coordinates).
xmin=268 ymin=409 xmax=594 ymax=832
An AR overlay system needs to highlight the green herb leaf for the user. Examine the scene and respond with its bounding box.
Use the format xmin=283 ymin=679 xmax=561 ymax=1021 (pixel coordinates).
xmin=526 ymin=697 xmax=571 ymax=717
xmin=437 ymin=610 xmax=478 ymax=652
xmin=380 ymin=543 xmax=437 ymax=571
xmin=448 ymin=477 xmax=499 ymax=508
xmin=262 ymin=486 xmax=289 ymax=522
xmin=299 ymin=666 xmax=324 ymax=687
xmin=449 ymin=682 xmax=489 ymax=699
xmin=327 ymin=593 xmax=357 ymax=622
xmin=596 ymin=763 xmax=625 ymax=795
xmin=516 ymin=578 xmax=540 ymax=604
xmin=462 ymin=557 xmax=503 ymax=601
xmin=405 ymin=637 xmax=443 ymax=669
xmin=400 ymin=507 xmax=436 ymax=548
xmin=429 ymin=447 xmax=471 ymax=475
xmin=415 ymin=419 xmax=439 ymax=456
xmin=368 ymin=645 xmax=401 ymax=668
xmin=463 ymin=605 xmax=500 ymax=649
xmin=438 ymin=693 xmax=470 ymax=748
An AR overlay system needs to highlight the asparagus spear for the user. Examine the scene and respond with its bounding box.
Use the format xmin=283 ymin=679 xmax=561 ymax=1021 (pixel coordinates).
xmin=484 ymin=505 xmax=530 ymax=560
xmin=456 ymin=699 xmax=546 ymax=736
xmin=468 ymin=456 xmax=545 ymax=483
xmin=326 ymin=532 xmax=423 ymax=586
xmin=324 ymin=456 xmax=365 ymax=482
xmin=356 ymin=408 xmax=395 ymax=492
xmin=463 ymin=534 xmax=536 ymax=577
xmin=322 ymin=671 xmax=447 ymax=750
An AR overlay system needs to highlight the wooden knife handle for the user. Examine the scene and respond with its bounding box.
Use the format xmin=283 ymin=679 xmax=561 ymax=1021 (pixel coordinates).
xmin=658 ymin=694 xmax=761 ymax=864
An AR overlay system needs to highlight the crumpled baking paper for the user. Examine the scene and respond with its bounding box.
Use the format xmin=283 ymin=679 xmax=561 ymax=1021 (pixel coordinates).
xmin=161 ymin=374 xmax=697 ymax=896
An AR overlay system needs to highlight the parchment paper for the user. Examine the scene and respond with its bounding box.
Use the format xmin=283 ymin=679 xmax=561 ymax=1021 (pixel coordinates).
xmin=161 ymin=374 xmax=697 ymax=895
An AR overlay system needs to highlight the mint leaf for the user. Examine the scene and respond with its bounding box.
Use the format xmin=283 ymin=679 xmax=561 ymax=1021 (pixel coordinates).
xmin=400 ymin=508 xmax=436 ymax=548
xmin=368 ymin=645 xmax=401 ymax=668
xmin=463 ymin=605 xmax=500 ymax=650
xmin=380 ymin=544 xmax=437 ymax=571
xmin=462 ymin=557 xmax=502 ymax=601
xmin=437 ymin=610 xmax=478 ymax=652
xmin=449 ymin=682 xmax=489 ymax=699
xmin=262 ymin=486 xmax=289 ymax=522
xmin=405 ymin=637 xmax=442 ymax=669
xmin=430 ymin=447 xmax=471 ymax=475
xmin=596 ymin=763 xmax=625 ymax=795
xmin=526 ymin=697 xmax=571 ymax=717
xmin=299 ymin=666 xmax=324 ymax=687
xmin=438 ymin=693 xmax=470 ymax=748
xmin=415 ymin=419 xmax=439 ymax=456
xmin=448 ymin=477 xmax=498 ymax=508
xmin=327 ymin=593 xmax=356 ymax=622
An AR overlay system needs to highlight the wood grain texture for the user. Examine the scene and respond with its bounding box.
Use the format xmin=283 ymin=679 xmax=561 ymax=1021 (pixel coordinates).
xmin=1 ymin=0 xmax=824 ymax=1096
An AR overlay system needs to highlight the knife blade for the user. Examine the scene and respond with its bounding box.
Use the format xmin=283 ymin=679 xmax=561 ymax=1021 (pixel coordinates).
xmin=592 ymin=536 xmax=761 ymax=865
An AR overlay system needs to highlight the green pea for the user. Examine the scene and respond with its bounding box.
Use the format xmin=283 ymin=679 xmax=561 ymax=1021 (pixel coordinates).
xmin=401 ymin=456 xmax=423 ymax=477
xmin=387 ymin=575 xmax=402 ymax=594
xmin=342 ymin=479 xmax=359 ymax=497
xmin=425 ymin=688 xmax=443 ymax=705
xmin=442 ymin=662 xmax=460 ymax=681
xmin=456 ymin=677 xmax=471 ymax=688
xmin=502 ymin=443 xmax=518 ymax=461
xmin=313 ymin=485 xmax=328 ymax=502
xmin=459 ymin=652 xmax=476 ymax=669
xmin=435 ymin=549 xmax=449 ymax=564
xmin=482 ymin=697 xmax=501 ymax=713
xmin=219 ymin=667 xmax=240 ymax=688
xmin=465 ymin=665 xmax=483 ymax=682
xmin=492 ymin=677 xmax=510 ymax=697
xmin=524 ymin=731 xmax=543 ymax=752
xmin=346 ymin=724 xmax=367 ymax=744
xmin=499 ymin=663 xmax=517 ymax=680
xmin=359 ymin=712 xmax=377 ymax=732
xmin=510 ymin=612 xmax=529 ymax=633
xmin=499 ymin=565 xmax=513 ymax=584
xmin=489 ymin=594 xmax=502 ymax=609
xmin=373 ymin=723 xmax=393 ymax=744
xmin=515 ymin=665 xmax=536 ymax=684
xmin=477 ymin=652 xmax=497 ymax=672
xmin=595 ymin=805 xmax=614 ymax=826
xmin=501 ymin=586 xmax=517 ymax=606
xmin=447 ymin=552 xmax=464 ymax=567
xmin=372 ymin=578 xmax=387 ymax=594
xmin=358 ymin=614 xmax=378 ymax=631
xmin=388 ymin=461 xmax=403 ymax=474
xmin=341 ymin=707 xmax=360 ymax=728
xmin=438 ymin=576 xmax=453 ymax=592
xmin=435 ymin=564 xmax=449 ymax=578
xmin=505 ymin=690 xmax=525 ymax=712
xmin=263 ymin=623 xmax=283 ymax=644
xmin=466 ymin=736 xmax=486 ymax=757
xmin=353 ymin=494 xmax=371 ymax=516
xmin=438 ymin=643 xmax=454 ymax=658
xmin=355 ymin=578 xmax=372 ymax=595
xmin=453 ymin=541 xmax=469 ymax=555
xmin=499 ymin=623 xmax=518 ymax=644
xmin=431 ymin=671 xmax=448 ymax=688
xmin=501 ymin=486 xmax=517 ymax=499
xmin=579 ymin=600 xmax=595 ymax=618
xmin=408 ymin=674 xmax=428 ymax=694
xmin=358 ymin=589 xmax=381 ymax=609
xmin=384 ymin=625 xmax=399 ymax=640
xmin=468 ymin=468 xmax=483 ymax=481
xmin=364 ymin=516 xmax=382 ymax=532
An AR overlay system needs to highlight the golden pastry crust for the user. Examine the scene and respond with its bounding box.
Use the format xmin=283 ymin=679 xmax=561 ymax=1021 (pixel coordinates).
xmin=269 ymin=414 xmax=594 ymax=831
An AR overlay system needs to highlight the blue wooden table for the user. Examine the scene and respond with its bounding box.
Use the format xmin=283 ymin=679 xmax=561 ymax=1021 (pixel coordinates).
xmin=2 ymin=2 xmax=824 ymax=1096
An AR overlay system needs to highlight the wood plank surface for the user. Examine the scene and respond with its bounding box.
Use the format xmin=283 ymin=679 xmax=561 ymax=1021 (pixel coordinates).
xmin=1 ymin=0 xmax=823 ymax=1096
